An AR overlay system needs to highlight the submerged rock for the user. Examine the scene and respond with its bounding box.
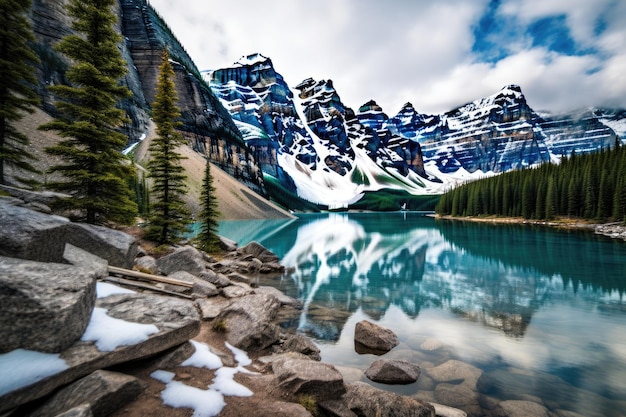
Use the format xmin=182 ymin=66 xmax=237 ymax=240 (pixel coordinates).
xmin=364 ymin=359 xmax=421 ymax=385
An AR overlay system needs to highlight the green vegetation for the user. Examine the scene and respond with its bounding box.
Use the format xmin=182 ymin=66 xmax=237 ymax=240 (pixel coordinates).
xmin=0 ymin=0 xmax=40 ymax=186
xmin=146 ymin=50 xmax=190 ymax=244
xmin=436 ymin=143 xmax=626 ymax=224
xmin=351 ymin=189 xmax=440 ymax=211
xmin=196 ymin=160 xmax=221 ymax=252
xmin=263 ymin=174 xmax=321 ymax=212
xmin=297 ymin=395 xmax=318 ymax=416
xmin=211 ymin=319 xmax=228 ymax=333
xmin=40 ymin=0 xmax=137 ymax=224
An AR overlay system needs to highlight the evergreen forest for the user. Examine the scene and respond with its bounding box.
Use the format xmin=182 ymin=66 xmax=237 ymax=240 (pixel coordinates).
xmin=436 ymin=143 xmax=626 ymax=224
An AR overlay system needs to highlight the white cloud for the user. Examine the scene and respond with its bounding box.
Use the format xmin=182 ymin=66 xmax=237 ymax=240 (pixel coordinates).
xmin=149 ymin=0 xmax=626 ymax=115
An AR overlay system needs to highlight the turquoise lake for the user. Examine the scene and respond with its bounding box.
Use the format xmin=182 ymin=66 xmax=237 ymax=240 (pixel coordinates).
xmin=218 ymin=213 xmax=626 ymax=416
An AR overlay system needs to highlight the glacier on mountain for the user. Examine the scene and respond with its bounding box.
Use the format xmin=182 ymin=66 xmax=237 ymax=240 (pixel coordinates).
xmin=206 ymin=54 xmax=622 ymax=208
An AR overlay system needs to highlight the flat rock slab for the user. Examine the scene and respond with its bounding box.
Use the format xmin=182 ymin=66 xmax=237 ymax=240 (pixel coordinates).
xmin=0 ymin=256 xmax=97 ymax=353
xmin=344 ymin=381 xmax=435 ymax=417
xmin=0 ymin=293 xmax=199 ymax=413
xmin=364 ymin=359 xmax=421 ymax=384
xmin=28 ymin=370 xmax=143 ymax=417
xmin=272 ymin=357 xmax=346 ymax=399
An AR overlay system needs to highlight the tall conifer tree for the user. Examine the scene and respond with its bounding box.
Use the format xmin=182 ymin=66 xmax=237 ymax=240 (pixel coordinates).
xmin=146 ymin=49 xmax=189 ymax=244
xmin=197 ymin=160 xmax=221 ymax=252
xmin=0 ymin=0 xmax=40 ymax=185
xmin=40 ymin=0 xmax=137 ymax=224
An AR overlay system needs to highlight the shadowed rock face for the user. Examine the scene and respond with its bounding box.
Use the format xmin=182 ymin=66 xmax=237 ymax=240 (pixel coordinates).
xmin=27 ymin=0 xmax=266 ymax=195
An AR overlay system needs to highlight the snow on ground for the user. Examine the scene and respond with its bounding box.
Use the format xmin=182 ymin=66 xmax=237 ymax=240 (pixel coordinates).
xmin=152 ymin=339 xmax=255 ymax=417
xmin=96 ymin=281 xmax=135 ymax=298
xmin=0 ymin=349 xmax=68 ymax=397
xmin=80 ymin=308 xmax=159 ymax=352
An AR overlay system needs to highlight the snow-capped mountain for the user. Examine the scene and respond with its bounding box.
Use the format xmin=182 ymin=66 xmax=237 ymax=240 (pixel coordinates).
xmin=207 ymin=54 xmax=622 ymax=208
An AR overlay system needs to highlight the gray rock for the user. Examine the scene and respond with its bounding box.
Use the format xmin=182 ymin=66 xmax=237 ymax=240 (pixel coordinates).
xmin=272 ymin=356 xmax=345 ymax=399
xmin=255 ymin=286 xmax=302 ymax=307
xmin=217 ymin=293 xmax=281 ymax=350
xmin=148 ymin=341 xmax=196 ymax=369
xmin=219 ymin=235 xmax=238 ymax=252
xmin=354 ymin=320 xmax=399 ymax=354
xmin=167 ymin=270 xmax=219 ymax=298
xmin=493 ymin=400 xmax=550 ymax=417
xmin=434 ymin=383 xmax=480 ymax=410
xmin=65 ymin=222 xmax=138 ymax=269
xmin=63 ymin=243 xmax=109 ymax=278
xmin=0 ymin=256 xmax=96 ymax=353
xmin=0 ymin=293 xmax=200 ymax=413
xmin=228 ymin=271 xmax=251 ymax=285
xmin=198 ymin=270 xmax=231 ymax=288
xmin=133 ymin=255 xmax=158 ymax=274
xmin=28 ymin=370 xmax=144 ymax=417
xmin=196 ymin=298 xmax=222 ymax=320
xmin=238 ymin=241 xmax=279 ymax=263
xmin=318 ymin=399 xmax=359 ymax=417
xmin=55 ymin=404 xmax=93 ymax=417
xmin=222 ymin=283 xmax=253 ymax=298
xmin=427 ymin=360 xmax=482 ymax=387
xmin=429 ymin=403 xmax=467 ymax=417
xmin=364 ymin=359 xmax=421 ymax=385
xmin=343 ymin=381 xmax=435 ymax=417
xmin=156 ymin=245 xmax=205 ymax=276
xmin=281 ymin=334 xmax=321 ymax=361
xmin=0 ymin=203 xmax=69 ymax=262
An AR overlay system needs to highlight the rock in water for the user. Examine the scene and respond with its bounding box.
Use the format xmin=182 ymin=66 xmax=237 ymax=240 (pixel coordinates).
xmin=272 ymin=356 xmax=346 ymax=399
xmin=364 ymin=359 xmax=421 ymax=384
xmin=0 ymin=256 xmax=96 ymax=353
xmin=343 ymin=381 xmax=435 ymax=417
xmin=354 ymin=320 xmax=399 ymax=354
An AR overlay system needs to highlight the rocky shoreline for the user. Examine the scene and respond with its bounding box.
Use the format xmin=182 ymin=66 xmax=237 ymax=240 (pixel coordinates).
xmin=436 ymin=214 xmax=626 ymax=242
xmin=0 ymin=196 xmax=467 ymax=417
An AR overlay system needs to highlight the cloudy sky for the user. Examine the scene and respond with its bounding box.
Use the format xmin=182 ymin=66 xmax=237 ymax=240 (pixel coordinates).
xmin=149 ymin=0 xmax=626 ymax=115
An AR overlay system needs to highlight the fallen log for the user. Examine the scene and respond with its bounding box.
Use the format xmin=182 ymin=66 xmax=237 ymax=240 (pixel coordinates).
xmin=107 ymin=265 xmax=193 ymax=288
xmin=102 ymin=276 xmax=193 ymax=299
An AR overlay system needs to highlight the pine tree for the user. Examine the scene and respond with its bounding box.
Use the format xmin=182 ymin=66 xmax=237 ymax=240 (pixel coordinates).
xmin=146 ymin=49 xmax=190 ymax=244
xmin=0 ymin=0 xmax=40 ymax=185
xmin=197 ymin=159 xmax=221 ymax=252
xmin=39 ymin=0 xmax=137 ymax=224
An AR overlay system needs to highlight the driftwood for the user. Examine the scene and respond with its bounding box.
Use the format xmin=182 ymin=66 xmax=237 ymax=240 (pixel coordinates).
xmin=102 ymin=276 xmax=193 ymax=300
xmin=107 ymin=265 xmax=193 ymax=288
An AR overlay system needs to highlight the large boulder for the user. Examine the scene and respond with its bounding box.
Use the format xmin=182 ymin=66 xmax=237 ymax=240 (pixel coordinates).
xmin=64 ymin=223 xmax=138 ymax=268
xmin=0 ymin=203 xmax=138 ymax=268
xmin=0 ymin=203 xmax=70 ymax=262
xmin=364 ymin=359 xmax=421 ymax=385
xmin=342 ymin=382 xmax=435 ymax=417
xmin=238 ymin=241 xmax=279 ymax=263
xmin=155 ymin=245 xmax=206 ymax=276
xmin=272 ymin=356 xmax=345 ymax=399
xmin=280 ymin=334 xmax=321 ymax=361
xmin=0 ymin=292 xmax=199 ymax=413
xmin=216 ymin=293 xmax=281 ymax=350
xmin=0 ymin=256 xmax=97 ymax=353
xmin=354 ymin=320 xmax=399 ymax=354
xmin=28 ymin=370 xmax=143 ymax=417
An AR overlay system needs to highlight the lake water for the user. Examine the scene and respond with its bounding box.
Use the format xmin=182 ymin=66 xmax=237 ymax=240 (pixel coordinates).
xmin=218 ymin=213 xmax=626 ymax=417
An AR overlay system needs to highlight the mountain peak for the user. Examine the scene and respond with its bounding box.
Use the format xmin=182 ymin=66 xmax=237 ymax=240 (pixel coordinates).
xmin=235 ymin=53 xmax=271 ymax=67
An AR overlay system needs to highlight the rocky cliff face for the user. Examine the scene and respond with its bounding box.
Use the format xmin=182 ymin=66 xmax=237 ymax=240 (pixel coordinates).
xmin=27 ymin=0 xmax=265 ymax=195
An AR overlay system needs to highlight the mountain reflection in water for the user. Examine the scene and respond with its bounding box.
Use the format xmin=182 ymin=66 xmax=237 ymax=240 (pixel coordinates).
xmin=219 ymin=213 xmax=626 ymax=416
